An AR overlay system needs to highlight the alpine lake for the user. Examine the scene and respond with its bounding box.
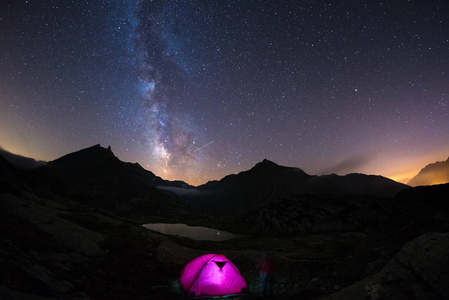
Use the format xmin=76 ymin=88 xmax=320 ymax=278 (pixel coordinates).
xmin=143 ymin=223 xmax=243 ymax=241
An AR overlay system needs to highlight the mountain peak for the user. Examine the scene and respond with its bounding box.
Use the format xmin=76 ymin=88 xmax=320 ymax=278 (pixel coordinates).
xmin=49 ymin=144 xmax=117 ymax=169
xmin=252 ymin=159 xmax=307 ymax=175
xmin=249 ymin=159 xmax=283 ymax=174
xmin=258 ymin=159 xmax=279 ymax=167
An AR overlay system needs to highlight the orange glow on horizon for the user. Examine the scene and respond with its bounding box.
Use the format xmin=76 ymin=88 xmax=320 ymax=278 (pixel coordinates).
xmin=387 ymin=174 xmax=415 ymax=185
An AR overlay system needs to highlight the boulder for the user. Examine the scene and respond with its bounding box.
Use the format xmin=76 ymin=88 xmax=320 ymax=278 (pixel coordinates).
xmin=324 ymin=232 xmax=449 ymax=300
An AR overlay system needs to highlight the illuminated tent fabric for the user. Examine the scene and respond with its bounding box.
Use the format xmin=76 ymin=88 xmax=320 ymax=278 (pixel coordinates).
xmin=179 ymin=254 xmax=248 ymax=298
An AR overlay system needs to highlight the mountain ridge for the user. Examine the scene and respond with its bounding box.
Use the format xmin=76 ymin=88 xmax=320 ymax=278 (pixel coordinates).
xmin=3 ymin=145 xmax=410 ymax=216
xmin=3 ymin=146 xmax=412 ymax=190
xmin=186 ymin=158 xmax=409 ymax=215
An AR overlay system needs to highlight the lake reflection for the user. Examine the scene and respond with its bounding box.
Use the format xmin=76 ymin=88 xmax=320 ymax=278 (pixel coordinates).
xmin=143 ymin=223 xmax=241 ymax=241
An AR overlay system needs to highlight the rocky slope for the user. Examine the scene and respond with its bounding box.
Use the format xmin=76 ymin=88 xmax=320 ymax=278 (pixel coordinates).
xmin=216 ymin=194 xmax=395 ymax=235
xmin=324 ymin=232 xmax=449 ymax=300
xmin=211 ymin=182 xmax=449 ymax=238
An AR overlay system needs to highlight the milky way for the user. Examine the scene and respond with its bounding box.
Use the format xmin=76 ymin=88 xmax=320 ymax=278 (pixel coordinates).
xmin=1 ymin=1 xmax=448 ymax=185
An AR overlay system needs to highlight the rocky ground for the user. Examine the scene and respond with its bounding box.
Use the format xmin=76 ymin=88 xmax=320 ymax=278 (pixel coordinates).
xmin=2 ymin=185 xmax=448 ymax=300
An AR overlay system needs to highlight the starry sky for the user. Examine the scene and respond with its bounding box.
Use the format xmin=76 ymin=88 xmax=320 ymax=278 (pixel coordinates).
xmin=1 ymin=0 xmax=448 ymax=185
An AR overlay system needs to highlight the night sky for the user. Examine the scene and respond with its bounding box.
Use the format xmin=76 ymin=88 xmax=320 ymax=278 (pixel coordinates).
xmin=1 ymin=0 xmax=448 ymax=185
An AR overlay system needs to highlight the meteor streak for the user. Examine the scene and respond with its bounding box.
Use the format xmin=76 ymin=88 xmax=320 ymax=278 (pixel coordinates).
xmin=193 ymin=141 xmax=215 ymax=153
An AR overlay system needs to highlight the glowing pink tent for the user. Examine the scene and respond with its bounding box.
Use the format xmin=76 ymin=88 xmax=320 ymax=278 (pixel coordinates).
xmin=179 ymin=254 xmax=248 ymax=298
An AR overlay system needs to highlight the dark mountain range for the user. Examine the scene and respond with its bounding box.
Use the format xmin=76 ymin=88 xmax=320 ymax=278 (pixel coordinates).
xmin=185 ymin=159 xmax=409 ymax=215
xmin=6 ymin=146 xmax=409 ymax=218
xmin=407 ymin=156 xmax=449 ymax=186
xmin=31 ymin=144 xmax=196 ymax=222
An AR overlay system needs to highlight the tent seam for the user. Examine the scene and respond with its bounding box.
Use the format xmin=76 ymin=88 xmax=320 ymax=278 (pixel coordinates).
xmin=185 ymin=254 xmax=218 ymax=295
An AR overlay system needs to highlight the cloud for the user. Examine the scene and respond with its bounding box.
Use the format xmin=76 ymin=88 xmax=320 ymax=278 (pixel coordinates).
xmin=156 ymin=186 xmax=211 ymax=197
xmin=321 ymin=152 xmax=375 ymax=175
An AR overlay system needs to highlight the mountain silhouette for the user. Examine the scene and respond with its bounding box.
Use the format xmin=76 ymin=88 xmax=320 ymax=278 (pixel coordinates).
xmin=34 ymin=144 xmax=190 ymax=188
xmin=31 ymin=144 xmax=195 ymax=221
xmin=407 ymin=156 xmax=449 ymax=186
xmin=185 ymin=159 xmax=409 ymax=215
xmin=6 ymin=146 xmax=410 ymax=217
xmin=0 ymin=147 xmax=47 ymax=170
xmin=0 ymin=152 xmax=31 ymax=195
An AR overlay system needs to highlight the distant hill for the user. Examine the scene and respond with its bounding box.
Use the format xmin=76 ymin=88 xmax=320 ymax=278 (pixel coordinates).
xmin=0 ymin=147 xmax=47 ymax=170
xmin=183 ymin=159 xmax=409 ymax=215
xmin=407 ymin=156 xmax=449 ymax=186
